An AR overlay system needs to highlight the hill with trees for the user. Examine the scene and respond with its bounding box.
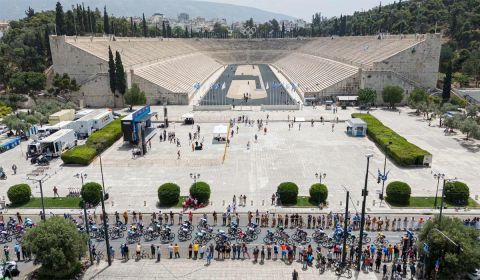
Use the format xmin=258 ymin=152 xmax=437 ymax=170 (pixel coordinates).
xmin=311 ymin=0 xmax=480 ymax=86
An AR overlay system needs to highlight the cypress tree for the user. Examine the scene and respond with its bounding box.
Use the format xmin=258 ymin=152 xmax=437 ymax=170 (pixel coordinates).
xmin=167 ymin=24 xmax=172 ymax=38
xmin=115 ymin=51 xmax=126 ymax=95
xmin=162 ymin=21 xmax=167 ymax=37
xmin=133 ymin=22 xmax=138 ymax=37
xmin=103 ymin=6 xmax=110 ymax=34
xmin=281 ymin=22 xmax=285 ymax=38
xmin=55 ymin=2 xmax=65 ymax=35
xmin=108 ymin=46 xmax=116 ymax=93
xmin=82 ymin=3 xmax=88 ymax=33
xmin=130 ymin=17 xmax=134 ymax=36
xmin=142 ymin=13 xmax=148 ymax=37
xmin=45 ymin=25 xmax=52 ymax=64
xmin=442 ymin=61 xmax=452 ymax=101
xmin=185 ymin=26 xmax=189 ymax=38
xmin=87 ymin=7 xmax=92 ymax=33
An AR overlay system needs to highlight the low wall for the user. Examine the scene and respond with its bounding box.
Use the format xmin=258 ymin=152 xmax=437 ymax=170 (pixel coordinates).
xmin=261 ymin=104 xmax=300 ymax=111
xmin=193 ymin=105 xmax=232 ymax=111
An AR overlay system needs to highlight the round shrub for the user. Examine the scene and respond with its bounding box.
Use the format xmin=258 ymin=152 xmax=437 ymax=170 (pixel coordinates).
xmin=7 ymin=184 xmax=32 ymax=205
xmin=189 ymin=182 xmax=211 ymax=204
xmin=385 ymin=181 xmax=411 ymax=205
xmin=277 ymin=182 xmax=299 ymax=205
xmin=444 ymin=181 xmax=469 ymax=206
xmin=81 ymin=182 xmax=102 ymax=206
xmin=158 ymin=183 xmax=180 ymax=206
xmin=309 ymin=184 xmax=328 ymax=204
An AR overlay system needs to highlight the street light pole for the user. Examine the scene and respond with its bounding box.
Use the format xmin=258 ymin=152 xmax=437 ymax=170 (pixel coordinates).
xmin=341 ymin=190 xmax=349 ymax=267
xmin=357 ymin=154 xmax=373 ymax=271
xmin=438 ymin=177 xmax=456 ymax=225
xmin=75 ymin=172 xmax=93 ymax=265
xmin=28 ymin=176 xmax=47 ymax=221
xmin=315 ymin=172 xmax=326 ymax=184
xmin=98 ymin=154 xmax=112 ymax=266
xmin=380 ymin=141 xmax=392 ymax=202
xmin=433 ymin=173 xmax=444 ymax=209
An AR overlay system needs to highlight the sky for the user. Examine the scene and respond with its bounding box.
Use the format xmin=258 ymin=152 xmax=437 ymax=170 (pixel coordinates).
xmin=194 ymin=0 xmax=395 ymax=20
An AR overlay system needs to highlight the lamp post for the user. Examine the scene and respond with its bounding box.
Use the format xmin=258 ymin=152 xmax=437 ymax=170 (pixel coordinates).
xmin=97 ymin=152 xmax=112 ymax=266
xmin=357 ymin=153 xmax=373 ymax=271
xmin=74 ymin=173 xmax=93 ymax=265
xmin=432 ymin=173 xmax=444 ymax=209
xmin=379 ymin=141 xmax=392 ymax=202
xmin=340 ymin=185 xmax=350 ymax=267
xmin=27 ymin=175 xmax=48 ymax=221
xmin=439 ymin=177 xmax=457 ymax=225
xmin=190 ymin=173 xmax=200 ymax=187
xmin=315 ymin=172 xmax=326 ymax=184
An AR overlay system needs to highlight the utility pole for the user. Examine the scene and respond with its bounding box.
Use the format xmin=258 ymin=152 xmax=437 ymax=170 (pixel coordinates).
xmin=83 ymin=201 xmax=93 ymax=265
xmin=98 ymin=154 xmax=112 ymax=266
xmin=439 ymin=177 xmax=456 ymax=224
xmin=357 ymin=154 xmax=373 ymax=270
xmin=28 ymin=175 xmax=47 ymax=221
xmin=341 ymin=190 xmax=349 ymax=266
xmin=433 ymin=173 xmax=444 ymax=209
xmin=379 ymin=141 xmax=392 ymax=203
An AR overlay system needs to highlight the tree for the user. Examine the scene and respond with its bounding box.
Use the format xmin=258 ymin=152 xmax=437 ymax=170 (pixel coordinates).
xmin=22 ymin=217 xmax=88 ymax=279
xmin=357 ymin=88 xmax=377 ymax=107
xmin=9 ymin=72 xmax=46 ymax=95
xmin=212 ymin=23 xmax=228 ymax=37
xmin=55 ymin=2 xmax=65 ymax=35
xmin=408 ymin=87 xmax=428 ymax=106
xmin=162 ymin=21 xmax=167 ymax=37
xmin=81 ymin=182 xmax=102 ymax=205
xmin=167 ymin=24 xmax=172 ymax=38
xmin=281 ymin=22 xmax=285 ymax=38
xmin=418 ymin=216 xmax=480 ymax=279
xmin=124 ymin=84 xmax=146 ymax=106
xmin=51 ymin=73 xmax=80 ymax=95
xmin=25 ymin=6 xmax=35 ymax=18
xmin=459 ymin=118 xmax=479 ymax=140
xmin=185 ymin=26 xmax=189 ymax=38
xmin=142 ymin=13 xmax=147 ymax=37
xmin=103 ymin=6 xmax=109 ymax=34
xmin=443 ymin=61 xmax=453 ymax=101
xmin=382 ymin=85 xmax=404 ymax=108
xmin=107 ymin=46 xmax=116 ymax=93
xmin=115 ymin=51 xmax=126 ymax=95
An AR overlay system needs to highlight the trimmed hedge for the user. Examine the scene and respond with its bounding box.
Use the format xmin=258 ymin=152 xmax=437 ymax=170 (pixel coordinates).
xmin=7 ymin=184 xmax=32 ymax=205
xmin=309 ymin=183 xmax=328 ymax=204
xmin=277 ymin=182 xmax=299 ymax=205
xmin=352 ymin=113 xmax=431 ymax=166
xmin=158 ymin=183 xmax=181 ymax=206
xmin=81 ymin=182 xmax=102 ymax=206
xmin=444 ymin=181 xmax=469 ymax=206
xmin=61 ymin=145 xmax=97 ymax=165
xmin=385 ymin=181 xmax=411 ymax=206
xmin=189 ymin=182 xmax=211 ymax=204
xmin=61 ymin=118 xmax=122 ymax=165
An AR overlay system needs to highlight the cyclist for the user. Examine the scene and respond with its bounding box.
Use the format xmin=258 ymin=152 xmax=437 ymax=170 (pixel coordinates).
xmin=135 ymin=242 xmax=142 ymax=260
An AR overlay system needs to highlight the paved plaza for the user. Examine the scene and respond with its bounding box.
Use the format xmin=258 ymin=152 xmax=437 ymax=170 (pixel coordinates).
xmin=0 ymin=106 xmax=479 ymax=214
xmin=83 ymin=258 xmax=380 ymax=280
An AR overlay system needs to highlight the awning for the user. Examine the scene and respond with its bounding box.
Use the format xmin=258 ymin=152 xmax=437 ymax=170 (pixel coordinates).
xmin=337 ymin=96 xmax=358 ymax=101
xmin=213 ymin=125 xmax=228 ymax=134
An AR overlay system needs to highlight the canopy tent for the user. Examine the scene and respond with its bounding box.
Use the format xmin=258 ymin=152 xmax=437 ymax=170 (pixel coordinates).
xmin=212 ymin=125 xmax=228 ymax=144
xmin=182 ymin=113 xmax=194 ymax=124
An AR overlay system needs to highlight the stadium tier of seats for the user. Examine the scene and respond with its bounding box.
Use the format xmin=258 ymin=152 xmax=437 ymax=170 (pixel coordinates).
xmin=134 ymin=53 xmax=222 ymax=94
xmin=274 ymin=53 xmax=359 ymax=93
xmin=298 ymin=35 xmax=424 ymax=68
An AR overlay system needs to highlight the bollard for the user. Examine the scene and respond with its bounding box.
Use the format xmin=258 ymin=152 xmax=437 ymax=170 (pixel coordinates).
xmin=144 ymin=201 xmax=146 ymax=206
xmin=112 ymin=201 xmax=114 ymax=207
xmin=357 ymin=200 xmax=360 ymax=206
xmin=262 ymin=200 xmax=264 ymax=206
xmin=372 ymin=200 xmax=375 ymax=206
xmin=251 ymin=200 xmax=253 ymax=206
xmin=210 ymin=201 xmax=213 ymax=206
xmin=340 ymin=201 xmax=342 ymax=206
xmin=476 ymin=195 xmax=478 ymax=200
xmin=222 ymin=200 xmax=225 ymax=206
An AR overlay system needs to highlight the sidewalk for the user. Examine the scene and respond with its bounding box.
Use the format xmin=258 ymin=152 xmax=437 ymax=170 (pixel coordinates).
xmin=83 ymin=258 xmax=379 ymax=280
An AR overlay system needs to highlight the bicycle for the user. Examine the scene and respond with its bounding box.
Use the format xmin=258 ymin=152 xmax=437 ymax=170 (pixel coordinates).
xmin=335 ymin=263 xmax=352 ymax=279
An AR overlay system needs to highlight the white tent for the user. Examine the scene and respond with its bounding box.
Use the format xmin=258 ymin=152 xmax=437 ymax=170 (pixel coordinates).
xmin=182 ymin=113 xmax=194 ymax=119
xmin=213 ymin=125 xmax=228 ymax=135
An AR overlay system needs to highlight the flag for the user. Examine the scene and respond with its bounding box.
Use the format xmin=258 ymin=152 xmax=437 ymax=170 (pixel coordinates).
xmin=266 ymin=82 xmax=269 ymax=90
xmin=193 ymin=82 xmax=201 ymax=90
xmin=222 ymin=82 xmax=226 ymax=90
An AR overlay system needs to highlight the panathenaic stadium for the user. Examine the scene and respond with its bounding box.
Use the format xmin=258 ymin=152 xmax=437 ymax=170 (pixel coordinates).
xmin=49 ymin=34 xmax=441 ymax=108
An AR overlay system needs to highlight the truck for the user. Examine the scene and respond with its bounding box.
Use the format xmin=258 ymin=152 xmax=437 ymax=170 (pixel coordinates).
xmin=27 ymin=129 xmax=76 ymax=158
xmin=36 ymin=121 xmax=74 ymax=139
xmin=74 ymin=109 xmax=94 ymax=120
xmin=48 ymin=109 xmax=75 ymax=125
xmin=72 ymin=110 xmax=113 ymax=138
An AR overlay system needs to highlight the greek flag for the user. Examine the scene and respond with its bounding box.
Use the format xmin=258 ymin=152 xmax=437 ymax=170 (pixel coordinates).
xmin=266 ymin=82 xmax=269 ymax=90
xmin=193 ymin=82 xmax=201 ymax=90
xmin=222 ymin=82 xmax=226 ymax=90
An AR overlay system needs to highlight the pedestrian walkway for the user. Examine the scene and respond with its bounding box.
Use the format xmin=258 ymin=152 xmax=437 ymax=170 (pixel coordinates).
xmin=84 ymin=258 xmax=379 ymax=280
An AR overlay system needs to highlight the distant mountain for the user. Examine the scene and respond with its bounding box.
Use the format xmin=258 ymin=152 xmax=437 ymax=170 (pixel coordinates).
xmin=0 ymin=0 xmax=296 ymax=22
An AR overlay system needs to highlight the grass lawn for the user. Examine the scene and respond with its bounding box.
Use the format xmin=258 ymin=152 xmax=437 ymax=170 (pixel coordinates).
xmin=16 ymin=197 xmax=82 ymax=208
xmin=388 ymin=197 xmax=480 ymax=208
xmin=281 ymin=196 xmax=321 ymax=208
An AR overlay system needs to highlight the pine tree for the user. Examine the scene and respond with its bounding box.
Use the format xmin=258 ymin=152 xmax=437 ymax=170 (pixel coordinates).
xmin=55 ymin=2 xmax=65 ymax=35
xmin=25 ymin=6 xmax=35 ymax=18
xmin=443 ymin=61 xmax=452 ymax=101
xmin=162 ymin=21 xmax=167 ymax=37
xmin=142 ymin=13 xmax=148 ymax=37
xmin=108 ymin=46 xmax=116 ymax=93
xmin=115 ymin=51 xmax=126 ymax=95
xmin=103 ymin=6 xmax=110 ymax=34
